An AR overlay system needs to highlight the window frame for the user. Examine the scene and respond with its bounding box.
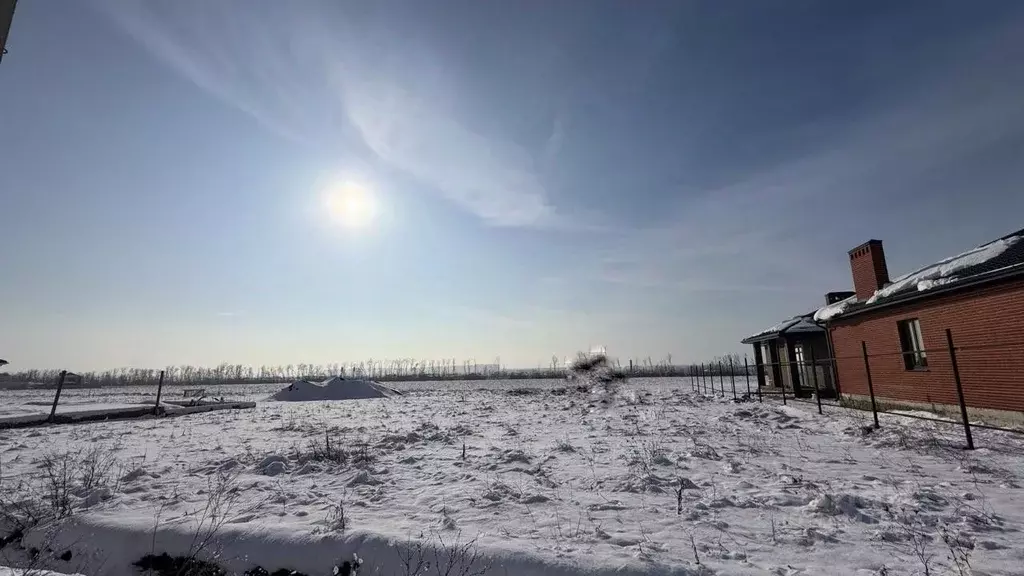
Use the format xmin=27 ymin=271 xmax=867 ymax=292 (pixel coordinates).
xmin=761 ymin=342 xmax=774 ymax=386
xmin=897 ymin=318 xmax=928 ymax=370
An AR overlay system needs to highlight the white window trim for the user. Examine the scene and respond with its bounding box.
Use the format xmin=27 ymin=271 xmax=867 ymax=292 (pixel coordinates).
xmin=899 ymin=318 xmax=928 ymax=369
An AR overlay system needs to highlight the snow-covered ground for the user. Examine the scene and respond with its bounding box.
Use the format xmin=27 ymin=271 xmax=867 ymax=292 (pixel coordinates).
xmin=1 ymin=378 xmax=1023 ymax=575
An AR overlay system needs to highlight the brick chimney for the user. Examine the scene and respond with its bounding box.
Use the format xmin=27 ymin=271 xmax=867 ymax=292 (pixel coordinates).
xmin=848 ymin=240 xmax=890 ymax=300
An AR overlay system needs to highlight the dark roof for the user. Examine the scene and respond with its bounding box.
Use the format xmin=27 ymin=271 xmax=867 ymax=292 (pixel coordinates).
xmin=741 ymin=312 xmax=824 ymax=344
xmin=826 ymin=227 xmax=1024 ymax=320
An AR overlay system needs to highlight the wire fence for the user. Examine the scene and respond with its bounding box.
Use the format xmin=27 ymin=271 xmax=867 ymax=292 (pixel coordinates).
xmin=11 ymin=328 xmax=1024 ymax=446
xmin=689 ymin=328 xmax=1024 ymax=450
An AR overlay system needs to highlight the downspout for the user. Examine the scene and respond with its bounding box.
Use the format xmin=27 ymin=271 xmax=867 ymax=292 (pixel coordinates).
xmin=824 ymin=320 xmax=841 ymax=397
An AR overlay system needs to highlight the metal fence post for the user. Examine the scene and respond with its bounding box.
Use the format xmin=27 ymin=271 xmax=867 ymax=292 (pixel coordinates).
xmin=745 ymin=352 xmax=753 ymax=397
xmin=711 ymin=362 xmax=716 ymax=395
xmin=154 ymin=370 xmax=166 ymax=416
xmin=779 ymin=361 xmax=787 ymax=405
xmin=861 ymin=341 xmax=880 ymax=429
xmin=717 ymin=362 xmax=723 ymax=396
xmin=729 ymin=358 xmax=737 ymax=401
xmin=745 ymin=354 xmax=753 ymax=399
xmin=810 ymin=349 xmax=823 ymax=415
xmin=945 ymin=329 xmax=974 ymax=450
xmin=701 ymin=363 xmax=708 ymax=394
xmin=49 ymin=370 xmax=68 ymax=423
xmin=718 ymin=361 xmax=724 ymax=397
xmin=755 ymin=359 xmax=763 ymax=403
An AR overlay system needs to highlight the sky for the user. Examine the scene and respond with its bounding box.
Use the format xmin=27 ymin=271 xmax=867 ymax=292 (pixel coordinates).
xmin=3 ymin=0 xmax=1024 ymax=372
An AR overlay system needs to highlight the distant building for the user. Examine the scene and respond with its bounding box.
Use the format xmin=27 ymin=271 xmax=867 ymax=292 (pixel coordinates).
xmin=743 ymin=228 xmax=1024 ymax=422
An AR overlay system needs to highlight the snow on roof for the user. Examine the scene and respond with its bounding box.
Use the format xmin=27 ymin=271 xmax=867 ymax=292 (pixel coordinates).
xmin=865 ymin=234 xmax=1022 ymax=305
xmin=813 ymin=294 xmax=857 ymax=322
xmin=743 ymin=314 xmax=823 ymax=342
xmin=816 ymin=230 xmax=1024 ymax=321
xmin=744 ymin=318 xmax=801 ymax=341
xmin=785 ymin=317 xmax=825 ymax=333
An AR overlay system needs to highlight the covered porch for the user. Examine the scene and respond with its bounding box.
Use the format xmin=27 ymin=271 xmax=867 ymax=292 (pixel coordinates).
xmin=741 ymin=314 xmax=835 ymax=399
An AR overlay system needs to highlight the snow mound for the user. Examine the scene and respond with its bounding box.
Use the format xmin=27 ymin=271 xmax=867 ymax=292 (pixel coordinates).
xmin=806 ymin=493 xmax=879 ymax=523
xmin=267 ymin=377 xmax=399 ymax=402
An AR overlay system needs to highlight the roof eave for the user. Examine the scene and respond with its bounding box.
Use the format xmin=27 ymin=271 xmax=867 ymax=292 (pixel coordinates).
xmin=741 ymin=332 xmax=780 ymax=345
xmin=831 ymin=265 xmax=1024 ymax=321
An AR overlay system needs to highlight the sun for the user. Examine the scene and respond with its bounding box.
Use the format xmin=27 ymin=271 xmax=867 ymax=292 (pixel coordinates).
xmin=324 ymin=181 xmax=378 ymax=229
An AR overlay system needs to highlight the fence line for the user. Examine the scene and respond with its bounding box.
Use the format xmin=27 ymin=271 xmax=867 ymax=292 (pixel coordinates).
xmin=17 ymin=329 xmax=1024 ymax=447
xmin=692 ymin=330 xmax=1024 ymax=449
xmin=749 ymin=384 xmax=1023 ymax=435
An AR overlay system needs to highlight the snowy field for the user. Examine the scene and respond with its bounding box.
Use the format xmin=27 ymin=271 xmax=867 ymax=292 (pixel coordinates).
xmin=1 ymin=378 xmax=1023 ymax=576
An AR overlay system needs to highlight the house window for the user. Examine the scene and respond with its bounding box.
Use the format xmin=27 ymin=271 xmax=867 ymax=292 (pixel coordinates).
xmin=897 ymin=318 xmax=928 ymax=370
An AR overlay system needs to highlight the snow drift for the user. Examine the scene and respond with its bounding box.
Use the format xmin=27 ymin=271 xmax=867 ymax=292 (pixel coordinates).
xmin=267 ymin=377 xmax=399 ymax=402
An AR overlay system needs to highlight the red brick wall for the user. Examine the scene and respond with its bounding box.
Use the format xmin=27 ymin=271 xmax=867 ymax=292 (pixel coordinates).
xmin=829 ymin=278 xmax=1024 ymax=414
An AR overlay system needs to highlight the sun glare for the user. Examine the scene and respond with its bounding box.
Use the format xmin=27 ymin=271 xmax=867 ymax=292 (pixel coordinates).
xmin=325 ymin=181 xmax=377 ymax=229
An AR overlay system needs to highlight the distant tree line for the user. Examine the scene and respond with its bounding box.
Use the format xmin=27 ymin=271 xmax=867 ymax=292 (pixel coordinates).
xmin=0 ymin=353 xmax=751 ymax=389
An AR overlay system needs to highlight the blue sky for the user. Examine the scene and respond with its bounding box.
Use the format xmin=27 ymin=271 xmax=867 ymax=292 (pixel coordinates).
xmin=3 ymin=0 xmax=1024 ymax=371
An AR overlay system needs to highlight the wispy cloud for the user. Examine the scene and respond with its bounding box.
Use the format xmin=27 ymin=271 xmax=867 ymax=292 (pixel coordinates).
xmin=96 ymin=0 xmax=557 ymax=227
xmin=340 ymin=77 xmax=556 ymax=227
xmin=589 ymin=18 xmax=1024 ymax=295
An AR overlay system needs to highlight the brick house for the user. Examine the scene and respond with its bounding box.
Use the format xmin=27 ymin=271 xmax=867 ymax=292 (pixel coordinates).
xmin=815 ymin=229 xmax=1024 ymax=422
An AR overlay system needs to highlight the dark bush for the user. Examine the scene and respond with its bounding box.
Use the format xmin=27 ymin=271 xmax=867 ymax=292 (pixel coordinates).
xmin=133 ymin=553 xmax=226 ymax=576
